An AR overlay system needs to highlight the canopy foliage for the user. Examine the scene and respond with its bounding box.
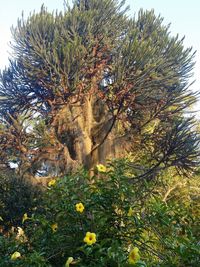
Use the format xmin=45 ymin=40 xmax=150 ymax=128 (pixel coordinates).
xmin=0 ymin=0 xmax=199 ymax=182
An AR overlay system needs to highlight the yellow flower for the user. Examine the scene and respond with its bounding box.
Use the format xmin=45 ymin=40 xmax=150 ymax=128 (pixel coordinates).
xmin=96 ymin=164 xmax=107 ymax=173
xmin=65 ymin=257 xmax=80 ymax=266
xmin=75 ymin=202 xmax=85 ymax=213
xmin=65 ymin=257 xmax=74 ymax=267
xmin=128 ymin=207 xmax=134 ymax=217
xmin=128 ymin=247 xmax=140 ymax=265
xmin=83 ymin=232 xmax=96 ymax=245
xmin=22 ymin=213 xmax=29 ymax=223
xmin=11 ymin=251 xmax=21 ymax=260
xmin=48 ymin=179 xmax=56 ymax=187
xmin=51 ymin=223 xmax=58 ymax=232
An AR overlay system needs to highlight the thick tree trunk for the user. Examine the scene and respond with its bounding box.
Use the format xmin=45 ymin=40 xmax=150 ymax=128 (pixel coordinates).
xmin=35 ymin=95 xmax=131 ymax=177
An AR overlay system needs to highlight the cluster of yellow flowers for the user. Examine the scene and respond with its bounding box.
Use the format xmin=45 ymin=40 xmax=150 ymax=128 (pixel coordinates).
xmin=64 ymin=232 xmax=97 ymax=265
xmin=50 ymin=202 xmax=85 ymax=234
xmin=11 ymin=165 xmax=141 ymax=265
xmin=75 ymin=204 xmax=97 ymax=245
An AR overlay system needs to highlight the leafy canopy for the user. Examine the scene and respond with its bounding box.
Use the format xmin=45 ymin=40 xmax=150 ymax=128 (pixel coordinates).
xmin=0 ymin=0 xmax=199 ymax=179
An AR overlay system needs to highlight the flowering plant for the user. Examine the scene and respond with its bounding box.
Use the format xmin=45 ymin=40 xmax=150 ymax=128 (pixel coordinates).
xmin=0 ymin=160 xmax=199 ymax=266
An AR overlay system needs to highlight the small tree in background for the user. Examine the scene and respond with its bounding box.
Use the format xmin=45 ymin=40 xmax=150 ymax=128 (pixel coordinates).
xmin=0 ymin=0 xmax=199 ymax=182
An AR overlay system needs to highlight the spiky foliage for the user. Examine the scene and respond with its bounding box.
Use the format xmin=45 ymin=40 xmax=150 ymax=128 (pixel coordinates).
xmin=0 ymin=0 xmax=199 ymax=180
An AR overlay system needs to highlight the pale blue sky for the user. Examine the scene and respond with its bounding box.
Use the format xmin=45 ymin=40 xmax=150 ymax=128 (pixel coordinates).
xmin=0 ymin=0 xmax=199 ymax=102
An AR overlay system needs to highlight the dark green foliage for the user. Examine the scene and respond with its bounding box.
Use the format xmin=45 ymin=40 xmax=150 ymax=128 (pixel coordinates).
xmin=0 ymin=0 xmax=128 ymax=114
xmin=0 ymin=161 xmax=199 ymax=266
xmin=0 ymin=168 xmax=42 ymax=230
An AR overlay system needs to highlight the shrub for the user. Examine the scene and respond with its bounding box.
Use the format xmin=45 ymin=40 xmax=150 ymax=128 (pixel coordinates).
xmin=0 ymin=161 xmax=199 ymax=266
xmin=0 ymin=169 xmax=42 ymax=231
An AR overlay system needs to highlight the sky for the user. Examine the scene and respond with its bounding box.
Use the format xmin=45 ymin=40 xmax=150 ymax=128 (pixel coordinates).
xmin=0 ymin=0 xmax=199 ymax=110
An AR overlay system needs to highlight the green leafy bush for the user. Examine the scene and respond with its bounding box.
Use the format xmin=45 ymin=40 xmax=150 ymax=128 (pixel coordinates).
xmin=0 ymin=169 xmax=42 ymax=230
xmin=0 ymin=161 xmax=199 ymax=266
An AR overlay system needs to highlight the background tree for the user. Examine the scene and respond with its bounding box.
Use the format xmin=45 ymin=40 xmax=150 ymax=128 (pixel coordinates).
xmin=0 ymin=0 xmax=199 ymax=182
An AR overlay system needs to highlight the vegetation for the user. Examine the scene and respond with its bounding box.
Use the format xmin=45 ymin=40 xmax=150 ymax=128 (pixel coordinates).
xmin=0 ymin=168 xmax=41 ymax=230
xmin=0 ymin=0 xmax=199 ymax=181
xmin=0 ymin=0 xmax=199 ymax=266
xmin=0 ymin=162 xmax=199 ymax=266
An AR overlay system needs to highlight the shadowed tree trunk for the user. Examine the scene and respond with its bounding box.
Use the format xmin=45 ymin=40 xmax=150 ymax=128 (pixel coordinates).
xmin=37 ymin=94 xmax=132 ymax=176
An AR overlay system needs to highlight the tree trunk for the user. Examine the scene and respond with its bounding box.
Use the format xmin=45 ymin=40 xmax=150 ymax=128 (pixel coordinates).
xmin=35 ymin=95 xmax=131 ymax=177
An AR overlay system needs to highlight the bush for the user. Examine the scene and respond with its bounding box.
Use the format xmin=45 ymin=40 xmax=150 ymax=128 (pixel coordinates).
xmin=0 ymin=169 xmax=42 ymax=231
xmin=0 ymin=161 xmax=199 ymax=266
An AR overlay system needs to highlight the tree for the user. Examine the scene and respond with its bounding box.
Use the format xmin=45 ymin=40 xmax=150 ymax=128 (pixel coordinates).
xmin=0 ymin=0 xmax=199 ymax=182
